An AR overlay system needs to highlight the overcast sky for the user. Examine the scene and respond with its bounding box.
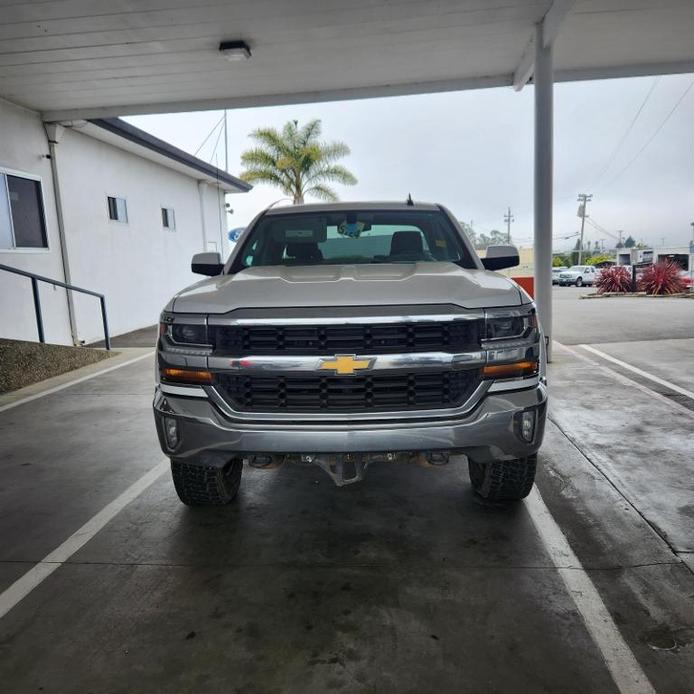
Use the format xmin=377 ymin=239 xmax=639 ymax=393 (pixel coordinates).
xmin=126 ymin=72 xmax=694 ymax=252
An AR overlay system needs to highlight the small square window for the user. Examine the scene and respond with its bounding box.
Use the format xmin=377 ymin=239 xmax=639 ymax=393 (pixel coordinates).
xmin=107 ymin=196 xmax=128 ymax=222
xmin=161 ymin=207 xmax=175 ymax=230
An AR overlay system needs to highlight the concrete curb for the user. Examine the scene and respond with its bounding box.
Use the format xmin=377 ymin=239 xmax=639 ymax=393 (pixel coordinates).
xmin=580 ymin=292 xmax=694 ymax=300
xmin=0 ymin=347 xmax=152 ymax=410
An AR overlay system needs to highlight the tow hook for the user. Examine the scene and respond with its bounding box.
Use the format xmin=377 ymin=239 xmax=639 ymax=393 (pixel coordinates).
xmin=308 ymin=454 xmax=368 ymax=486
xmin=426 ymin=451 xmax=450 ymax=466
xmin=246 ymin=454 xmax=283 ymax=469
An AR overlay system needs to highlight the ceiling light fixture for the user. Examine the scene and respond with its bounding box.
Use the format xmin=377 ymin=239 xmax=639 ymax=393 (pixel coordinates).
xmin=219 ymin=40 xmax=252 ymax=61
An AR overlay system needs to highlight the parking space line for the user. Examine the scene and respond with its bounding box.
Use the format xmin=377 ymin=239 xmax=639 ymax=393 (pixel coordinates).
xmin=579 ymin=344 xmax=694 ymax=401
xmin=527 ymin=487 xmax=656 ymax=694
xmin=0 ymin=460 xmax=168 ymax=621
xmin=0 ymin=351 xmax=154 ymax=414
xmin=555 ymin=342 xmax=694 ymax=419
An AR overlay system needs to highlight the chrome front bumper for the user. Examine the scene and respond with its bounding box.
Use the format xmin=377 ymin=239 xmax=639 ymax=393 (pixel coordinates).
xmin=153 ymin=382 xmax=547 ymax=467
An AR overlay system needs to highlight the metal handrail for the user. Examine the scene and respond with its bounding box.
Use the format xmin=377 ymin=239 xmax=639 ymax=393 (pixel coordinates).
xmin=0 ymin=263 xmax=110 ymax=350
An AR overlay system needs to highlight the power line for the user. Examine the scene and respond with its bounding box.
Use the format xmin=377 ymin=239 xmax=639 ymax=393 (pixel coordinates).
xmin=194 ymin=113 xmax=225 ymax=157
xmin=592 ymin=77 xmax=659 ymax=187
xmin=603 ymin=78 xmax=694 ymax=189
xmin=586 ymin=217 xmax=620 ymax=241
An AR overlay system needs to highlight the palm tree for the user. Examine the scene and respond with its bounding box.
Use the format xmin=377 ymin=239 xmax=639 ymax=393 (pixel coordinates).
xmin=240 ymin=119 xmax=357 ymax=204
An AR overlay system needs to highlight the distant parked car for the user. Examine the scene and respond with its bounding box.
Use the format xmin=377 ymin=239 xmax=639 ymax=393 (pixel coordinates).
xmin=679 ymin=269 xmax=693 ymax=291
xmin=552 ymin=266 xmax=567 ymax=284
xmin=557 ymin=265 xmax=598 ymax=287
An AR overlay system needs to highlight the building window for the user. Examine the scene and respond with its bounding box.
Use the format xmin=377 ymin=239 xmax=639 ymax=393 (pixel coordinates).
xmin=161 ymin=207 xmax=175 ymax=230
xmin=0 ymin=172 xmax=48 ymax=249
xmin=107 ymin=196 xmax=128 ymax=222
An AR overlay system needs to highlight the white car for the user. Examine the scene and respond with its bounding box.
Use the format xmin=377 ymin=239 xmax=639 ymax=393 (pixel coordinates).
xmin=557 ymin=265 xmax=598 ymax=287
xmin=552 ymin=266 xmax=567 ymax=284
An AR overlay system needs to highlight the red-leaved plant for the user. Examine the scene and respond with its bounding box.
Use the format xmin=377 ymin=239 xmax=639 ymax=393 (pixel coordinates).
xmin=595 ymin=265 xmax=632 ymax=294
xmin=637 ymin=261 xmax=685 ymax=295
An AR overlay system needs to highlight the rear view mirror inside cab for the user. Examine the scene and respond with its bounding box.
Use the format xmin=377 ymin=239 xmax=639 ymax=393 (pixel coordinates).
xmin=270 ymin=217 xmax=327 ymax=243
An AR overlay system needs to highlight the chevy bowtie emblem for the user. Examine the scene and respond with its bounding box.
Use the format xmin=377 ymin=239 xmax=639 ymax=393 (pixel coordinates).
xmin=319 ymin=355 xmax=374 ymax=375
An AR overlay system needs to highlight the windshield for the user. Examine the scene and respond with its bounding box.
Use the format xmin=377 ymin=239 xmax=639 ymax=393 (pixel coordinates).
xmin=231 ymin=209 xmax=475 ymax=271
xmin=568 ymin=266 xmax=586 ymax=272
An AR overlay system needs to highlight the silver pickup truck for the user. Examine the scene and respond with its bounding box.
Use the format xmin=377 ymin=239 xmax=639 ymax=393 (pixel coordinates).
xmin=153 ymin=202 xmax=546 ymax=505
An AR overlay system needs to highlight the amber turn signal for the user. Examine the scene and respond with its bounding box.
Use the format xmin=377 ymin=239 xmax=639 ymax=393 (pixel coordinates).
xmin=482 ymin=360 xmax=538 ymax=379
xmin=160 ymin=367 xmax=213 ymax=385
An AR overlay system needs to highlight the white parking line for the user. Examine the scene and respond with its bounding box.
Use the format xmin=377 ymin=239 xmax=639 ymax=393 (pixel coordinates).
xmin=0 ymin=351 xmax=154 ymax=414
xmin=0 ymin=460 xmax=168 ymax=621
xmin=526 ymin=487 xmax=656 ymax=694
xmin=555 ymin=342 xmax=694 ymax=419
xmin=579 ymin=344 xmax=694 ymax=401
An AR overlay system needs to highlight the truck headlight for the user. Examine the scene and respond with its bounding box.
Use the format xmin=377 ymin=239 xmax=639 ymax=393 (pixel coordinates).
xmin=159 ymin=312 xmax=210 ymax=346
xmin=171 ymin=323 xmax=208 ymax=345
xmin=485 ymin=308 xmax=537 ymax=341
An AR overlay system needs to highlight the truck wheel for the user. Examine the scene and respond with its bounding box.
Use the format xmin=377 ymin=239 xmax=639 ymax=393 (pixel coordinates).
xmin=468 ymin=455 xmax=537 ymax=501
xmin=171 ymin=458 xmax=243 ymax=506
xmin=575 ymin=277 xmax=583 ymax=287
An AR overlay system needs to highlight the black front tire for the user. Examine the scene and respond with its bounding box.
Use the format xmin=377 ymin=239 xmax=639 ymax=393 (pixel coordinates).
xmin=468 ymin=455 xmax=537 ymax=501
xmin=171 ymin=458 xmax=243 ymax=506
xmin=575 ymin=277 xmax=583 ymax=287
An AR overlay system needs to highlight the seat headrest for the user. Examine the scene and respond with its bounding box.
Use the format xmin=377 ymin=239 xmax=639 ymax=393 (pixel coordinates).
xmin=390 ymin=231 xmax=424 ymax=256
xmin=286 ymin=242 xmax=323 ymax=262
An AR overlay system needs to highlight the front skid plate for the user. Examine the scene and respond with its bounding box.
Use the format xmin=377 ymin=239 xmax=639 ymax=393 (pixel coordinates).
xmin=248 ymin=451 xmax=451 ymax=486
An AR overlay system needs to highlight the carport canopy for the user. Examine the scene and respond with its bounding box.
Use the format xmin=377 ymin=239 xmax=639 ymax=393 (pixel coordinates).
xmin=2 ymin=0 xmax=693 ymax=348
xmin=2 ymin=0 xmax=693 ymax=119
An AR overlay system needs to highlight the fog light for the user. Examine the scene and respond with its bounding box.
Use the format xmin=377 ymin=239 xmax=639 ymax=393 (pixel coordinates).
xmin=520 ymin=410 xmax=536 ymax=442
xmin=164 ymin=416 xmax=179 ymax=449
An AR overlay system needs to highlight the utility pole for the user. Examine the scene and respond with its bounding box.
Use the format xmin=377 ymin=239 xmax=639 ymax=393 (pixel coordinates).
xmin=577 ymin=193 xmax=593 ymax=264
xmin=503 ymin=207 xmax=514 ymax=243
xmin=617 ymin=229 xmax=624 ymax=247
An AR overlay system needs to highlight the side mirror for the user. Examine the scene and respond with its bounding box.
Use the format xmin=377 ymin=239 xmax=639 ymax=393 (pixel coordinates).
xmin=191 ymin=252 xmax=223 ymax=276
xmin=481 ymin=245 xmax=519 ymax=271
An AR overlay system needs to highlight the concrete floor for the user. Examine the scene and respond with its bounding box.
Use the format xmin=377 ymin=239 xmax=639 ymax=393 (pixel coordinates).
xmin=2 ymin=289 xmax=694 ymax=693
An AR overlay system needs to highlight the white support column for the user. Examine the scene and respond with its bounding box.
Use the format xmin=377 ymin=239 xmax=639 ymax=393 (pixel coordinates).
xmin=533 ymin=22 xmax=554 ymax=360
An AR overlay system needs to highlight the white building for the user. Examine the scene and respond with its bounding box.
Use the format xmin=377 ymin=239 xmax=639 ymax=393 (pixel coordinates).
xmin=616 ymin=246 xmax=692 ymax=271
xmin=0 ymin=98 xmax=249 ymax=346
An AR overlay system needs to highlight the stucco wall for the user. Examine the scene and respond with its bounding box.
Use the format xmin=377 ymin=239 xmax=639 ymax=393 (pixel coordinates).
xmin=0 ymin=98 xmax=73 ymax=344
xmin=55 ymin=126 xmax=227 ymax=344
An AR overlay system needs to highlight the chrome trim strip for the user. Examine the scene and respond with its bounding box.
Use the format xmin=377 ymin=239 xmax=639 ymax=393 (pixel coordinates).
xmin=208 ymin=351 xmax=486 ymax=372
xmin=487 ymin=376 xmax=539 ymax=393
xmin=160 ymin=384 xmax=207 ymax=398
xmin=207 ymin=312 xmax=483 ymax=326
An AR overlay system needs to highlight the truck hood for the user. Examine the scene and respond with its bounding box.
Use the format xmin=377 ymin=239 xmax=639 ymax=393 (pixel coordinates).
xmin=172 ymin=263 xmax=524 ymax=314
